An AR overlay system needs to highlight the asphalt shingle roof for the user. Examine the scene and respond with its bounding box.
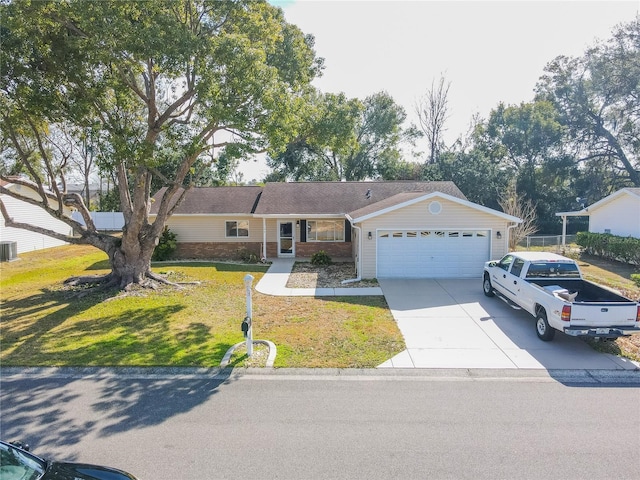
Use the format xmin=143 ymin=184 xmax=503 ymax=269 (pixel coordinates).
xmin=150 ymin=181 xmax=466 ymax=216
xmin=253 ymin=181 xmax=466 ymax=215
xmin=150 ymin=186 xmax=262 ymax=215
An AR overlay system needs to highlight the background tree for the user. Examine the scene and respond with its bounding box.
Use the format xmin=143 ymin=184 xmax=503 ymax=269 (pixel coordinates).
xmin=267 ymin=91 xmax=416 ymax=180
xmin=266 ymin=91 xmax=360 ymax=180
xmin=0 ymin=0 xmax=321 ymax=289
xmin=474 ymin=100 xmax=572 ymax=231
xmin=415 ymin=75 xmax=451 ymax=165
xmin=498 ymin=181 xmax=538 ymax=251
xmin=536 ymin=16 xmax=640 ymax=188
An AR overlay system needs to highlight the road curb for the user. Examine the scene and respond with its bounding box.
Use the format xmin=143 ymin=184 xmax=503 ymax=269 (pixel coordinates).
xmin=2 ymin=367 xmax=639 ymax=384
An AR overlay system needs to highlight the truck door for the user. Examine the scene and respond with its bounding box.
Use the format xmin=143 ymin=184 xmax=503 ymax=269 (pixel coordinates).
xmin=492 ymin=254 xmax=514 ymax=296
xmin=505 ymin=257 xmax=527 ymax=305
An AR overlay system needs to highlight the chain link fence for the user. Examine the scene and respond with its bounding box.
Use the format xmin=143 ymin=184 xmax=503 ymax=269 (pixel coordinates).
xmin=518 ymin=234 xmax=578 ymax=248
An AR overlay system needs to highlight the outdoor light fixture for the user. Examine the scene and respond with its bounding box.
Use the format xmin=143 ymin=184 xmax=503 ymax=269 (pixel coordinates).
xmin=496 ymin=231 xmax=502 ymax=239
xmin=368 ymin=231 xmax=372 ymax=240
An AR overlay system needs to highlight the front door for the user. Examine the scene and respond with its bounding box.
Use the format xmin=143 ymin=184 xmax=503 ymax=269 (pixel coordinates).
xmin=278 ymin=221 xmax=294 ymax=257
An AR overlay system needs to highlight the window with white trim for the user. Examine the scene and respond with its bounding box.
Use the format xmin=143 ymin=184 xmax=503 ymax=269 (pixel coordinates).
xmin=307 ymin=220 xmax=344 ymax=242
xmin=225 ymin=220 xmax=249 ymax=238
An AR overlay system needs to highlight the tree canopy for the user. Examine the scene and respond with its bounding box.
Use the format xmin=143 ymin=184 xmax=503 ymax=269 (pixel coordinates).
xmin=267 ymin=91 xmax=416 ymax=181
xmin=0 ymin=0 xmax=321 ymax=288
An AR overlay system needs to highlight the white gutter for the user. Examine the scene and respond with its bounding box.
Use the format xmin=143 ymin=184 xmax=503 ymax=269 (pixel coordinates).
xmin=507 ymin=222 xmax=518 ymax=251
xmin=262 ymin=217 xmax=267 ymax=261
xmin=341 ymin=218 xmax=362 ymax=284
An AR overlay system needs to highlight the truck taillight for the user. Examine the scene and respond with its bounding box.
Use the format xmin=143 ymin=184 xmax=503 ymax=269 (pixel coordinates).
xmin=561 ymin=305 xmax=571 ymax=322
xmin=636 ymin=306 xmax=640 ymax=323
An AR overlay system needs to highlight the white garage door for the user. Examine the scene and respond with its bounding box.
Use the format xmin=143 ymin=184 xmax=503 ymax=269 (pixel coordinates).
xmin=377 ymin=229 xmax=490 ymax=278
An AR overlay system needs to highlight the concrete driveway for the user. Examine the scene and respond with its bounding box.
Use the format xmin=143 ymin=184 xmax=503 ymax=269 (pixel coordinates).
xmin=378 ymin=278 xmax=639 ymax=370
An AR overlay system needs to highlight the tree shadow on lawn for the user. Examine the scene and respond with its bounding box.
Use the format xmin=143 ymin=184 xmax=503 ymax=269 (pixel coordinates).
xmin=1 ymin=288 xmax=233 ymax=366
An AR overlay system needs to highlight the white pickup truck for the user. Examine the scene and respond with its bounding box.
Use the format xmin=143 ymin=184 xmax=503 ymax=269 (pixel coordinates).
xmin=483 ymin=251 xmax=640 ymax=341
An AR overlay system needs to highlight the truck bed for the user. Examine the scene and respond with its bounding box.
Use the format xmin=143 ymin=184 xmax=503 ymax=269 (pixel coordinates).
xmin=527 ymin=279 xmax=633 ymax=303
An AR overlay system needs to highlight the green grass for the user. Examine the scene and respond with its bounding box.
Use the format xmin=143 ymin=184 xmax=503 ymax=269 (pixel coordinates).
xmin=1 ymin=245 xmax=404 ymax=368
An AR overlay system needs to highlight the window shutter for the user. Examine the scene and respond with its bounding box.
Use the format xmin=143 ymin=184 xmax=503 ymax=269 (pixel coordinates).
xmin=300 ymin=220 xmax=307 ymax=242
xmin=344 ymin=219 xmax=351 ymax=242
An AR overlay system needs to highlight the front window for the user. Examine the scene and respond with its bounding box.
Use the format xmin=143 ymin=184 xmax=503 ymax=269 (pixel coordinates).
xmin=226 ymin=220 xmax=249 ymax=238
xmin=307 ymin=220 xmax=344 ymax=242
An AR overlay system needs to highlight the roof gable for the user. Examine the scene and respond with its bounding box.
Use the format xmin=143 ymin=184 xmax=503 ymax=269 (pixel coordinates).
xmin=556 ymin=188 xmax=640 ymax=217
xmin=586 ymin=188 xmax=640 ymax=214
xmin=347 ymin=191 xmax=522 ymax=223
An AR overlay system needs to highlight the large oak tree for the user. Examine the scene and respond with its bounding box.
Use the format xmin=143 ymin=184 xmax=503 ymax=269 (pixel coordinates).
xmin=0 ymin=0 xmax=321 ymax=289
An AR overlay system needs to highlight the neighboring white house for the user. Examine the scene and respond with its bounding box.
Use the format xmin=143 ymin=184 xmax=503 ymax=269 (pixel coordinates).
xmin=71 ymin=211 xmax=124 ymax=231
xmin=0 ymin=180 xmax=74 ymax=255
xmin=556 ymin=188 xmax=640 ymax=243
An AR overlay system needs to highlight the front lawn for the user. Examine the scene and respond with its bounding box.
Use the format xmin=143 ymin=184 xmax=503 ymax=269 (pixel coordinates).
xmin=0 ymin=246 xmax=404 ymax=368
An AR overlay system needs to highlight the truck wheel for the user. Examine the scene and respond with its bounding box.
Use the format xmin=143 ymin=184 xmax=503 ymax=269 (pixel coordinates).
xmin=536 ymin=310 xmax=555 ymax=341
xmin=483 ymin=274 xmax=494 ymax=297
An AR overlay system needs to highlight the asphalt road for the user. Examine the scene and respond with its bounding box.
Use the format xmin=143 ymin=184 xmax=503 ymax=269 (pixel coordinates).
xmin=1 ymin=369 xmax=639 ymax=480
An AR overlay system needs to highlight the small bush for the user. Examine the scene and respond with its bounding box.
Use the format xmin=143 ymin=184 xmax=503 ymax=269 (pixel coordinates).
xmin=236 ymin=248 xmax=259 ymax=263
xmin=152 ymin=227 xmax=178 ymax=261
xmin=631 ymin=274 xmax=640 ymax=288
xmin=311 ymin=250 xmax=332 ymax=266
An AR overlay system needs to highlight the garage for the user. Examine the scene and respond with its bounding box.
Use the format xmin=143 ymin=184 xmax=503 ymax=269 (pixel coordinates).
xmin=376 ymin=229 xmax=490 ymax=278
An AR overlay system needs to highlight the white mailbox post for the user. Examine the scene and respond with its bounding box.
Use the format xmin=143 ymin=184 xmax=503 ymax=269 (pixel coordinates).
xmin=243 ymin=274 xmax=254 ymax=357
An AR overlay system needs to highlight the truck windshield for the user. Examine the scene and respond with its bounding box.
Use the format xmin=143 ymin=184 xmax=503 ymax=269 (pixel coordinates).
xmin=525 ymin=262 xmax=580 ymax=279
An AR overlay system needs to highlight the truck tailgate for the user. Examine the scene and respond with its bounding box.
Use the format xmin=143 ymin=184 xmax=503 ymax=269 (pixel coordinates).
xmin=569 ymin=303 xmax=638 ymax=326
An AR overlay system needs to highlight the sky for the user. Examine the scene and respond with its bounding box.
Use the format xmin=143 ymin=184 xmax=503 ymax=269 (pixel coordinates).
xmin=238 ymin=0 xmax=640 ymax=181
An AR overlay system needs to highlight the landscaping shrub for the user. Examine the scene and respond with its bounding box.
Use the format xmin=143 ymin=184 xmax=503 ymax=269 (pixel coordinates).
xmin=236 ymin=248 xmax=259 ymax=263
xmin=632 ymin=274 xmax=640 ymax=288
xmin=310 ymin=250 xmax=332 ymax=266
xmin=576 ymin=231 xmax=640 ymax=264
xmin=152 ymin=227 xmax=178 ymax=261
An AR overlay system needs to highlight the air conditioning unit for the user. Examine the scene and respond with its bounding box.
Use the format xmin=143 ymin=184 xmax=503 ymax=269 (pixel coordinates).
xmin=0 ymin=241 xmax=18 ymax=261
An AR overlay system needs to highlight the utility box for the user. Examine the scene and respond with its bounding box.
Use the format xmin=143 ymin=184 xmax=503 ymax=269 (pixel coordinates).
xmin=0 ymin=241 xmax=18 ymax=261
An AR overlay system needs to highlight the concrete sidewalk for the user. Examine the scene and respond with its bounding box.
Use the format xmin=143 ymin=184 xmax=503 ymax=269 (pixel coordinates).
xmin=255 ymin=258 xmax=383 ymax=296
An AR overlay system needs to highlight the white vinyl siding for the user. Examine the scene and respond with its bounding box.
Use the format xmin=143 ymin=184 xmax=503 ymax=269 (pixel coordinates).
xmin=0 ymin=193 xmax=73 ymax=253
xmin=163 ymin=216 xmax=258 ymax=242
xmin=589 ymin=194 xmax=640 ymax=238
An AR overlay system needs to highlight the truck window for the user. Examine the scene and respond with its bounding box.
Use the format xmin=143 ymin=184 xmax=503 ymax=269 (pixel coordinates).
xmin=525 ymin=262 xmax=580 ymax=278
xmin=498 ymin=255 xmax=514 ymax=271
xmin=510 ymin=258 xmax=525 ymax=277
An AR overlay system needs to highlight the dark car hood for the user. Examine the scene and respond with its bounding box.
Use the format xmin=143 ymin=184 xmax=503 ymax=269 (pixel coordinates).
xmin=44 ymin=461 xmax=137 ymax=480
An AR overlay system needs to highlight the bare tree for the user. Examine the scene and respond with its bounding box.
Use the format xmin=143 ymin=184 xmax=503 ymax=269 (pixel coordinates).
xmin=415 ymin=75 xmax=451 ymax=164
xmin=498 ymin=181 xmax=538 ymax=250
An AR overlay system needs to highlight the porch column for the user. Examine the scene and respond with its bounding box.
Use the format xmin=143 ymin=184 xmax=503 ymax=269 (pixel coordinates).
xmin=561 ymin=215 xmax=567 ymax=246
xmin=262 ymin=217 xmax=267 ymax=260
